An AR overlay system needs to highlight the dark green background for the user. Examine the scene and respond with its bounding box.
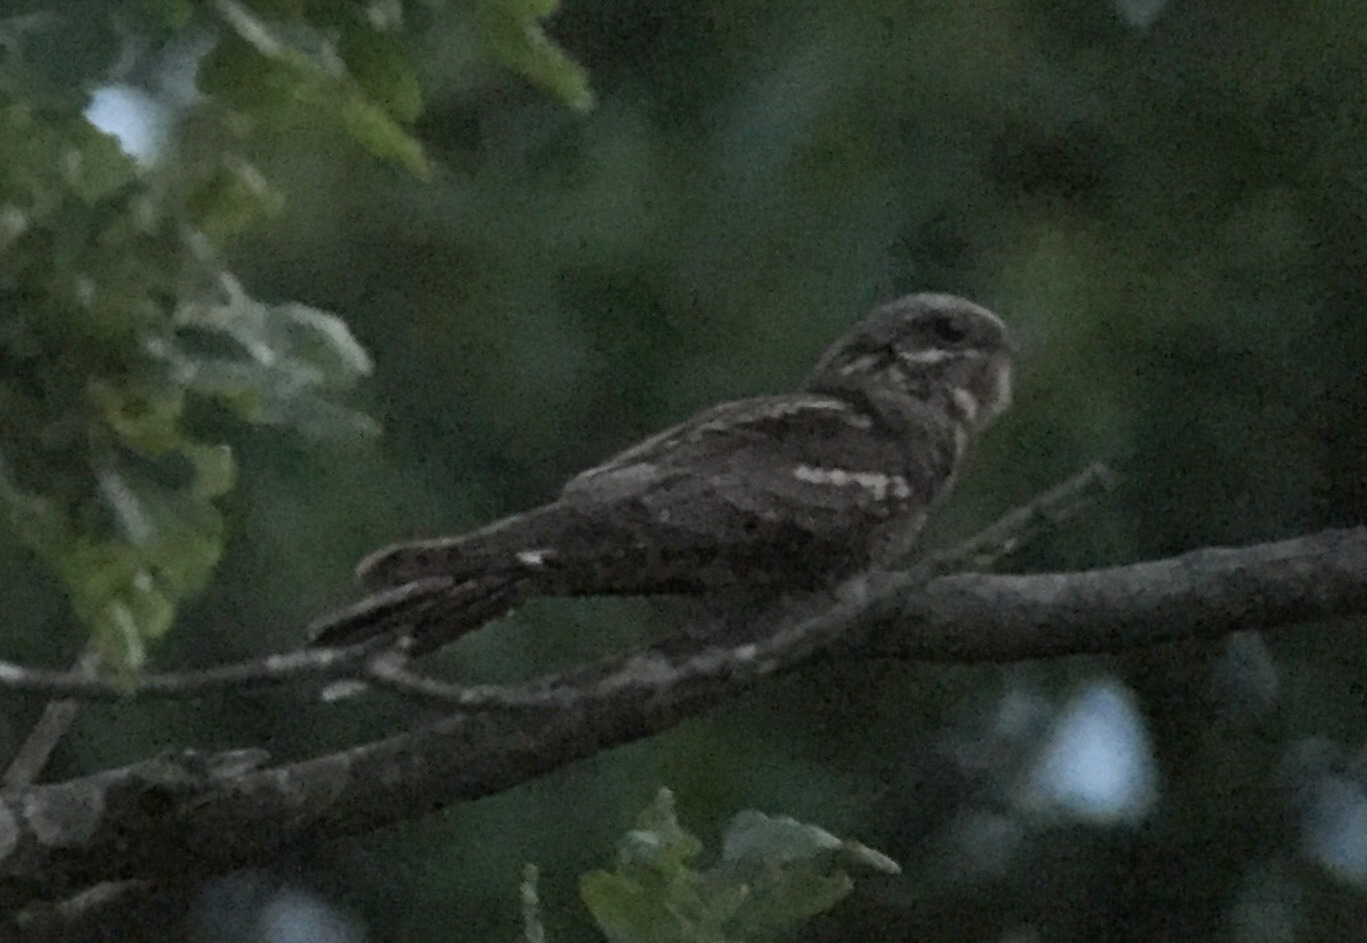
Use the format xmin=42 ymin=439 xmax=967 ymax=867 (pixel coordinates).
xmin=6 ymin=0 xmax=1367 ymax=940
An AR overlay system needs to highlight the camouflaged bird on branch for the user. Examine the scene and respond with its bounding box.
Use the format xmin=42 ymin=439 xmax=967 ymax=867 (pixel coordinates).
xmin=310 ymin=293 xmax=1013 ymax=655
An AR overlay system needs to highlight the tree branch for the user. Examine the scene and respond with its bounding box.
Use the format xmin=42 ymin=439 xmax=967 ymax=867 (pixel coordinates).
xmin=858 ymin=525 xmax=1367 ymax=660
xmin=0 ymin=525 xmax=1364 ymax=912
xmin=0 ymin=644 xmax=377 ymax=701
xmin=0 ymin=462 xmax=1116 ymax=705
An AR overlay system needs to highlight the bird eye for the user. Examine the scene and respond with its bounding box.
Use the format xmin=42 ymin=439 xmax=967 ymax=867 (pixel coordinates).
xmin=927 ymin=315 xmax=969 ymax=345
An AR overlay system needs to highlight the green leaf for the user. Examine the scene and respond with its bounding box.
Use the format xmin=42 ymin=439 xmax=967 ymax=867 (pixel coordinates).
xmin=212 ymin=0 xmax=295 ymax=59
xmin=141 ymin=0 xmax=196 ymax=31
xmin=337 ymin=23 xmax=423 ymax=123
xmin=722 ymin=811 xmax=901 ymax=874
xmin=165 ymin=278 xmax=379 ymax=438
xmin=521 ymin=864 xmax=546 ymax=943
xmin=73 ymin=547 xmax=170 ymax=674
xmin=581 ymin=790 xmax=898 ymax=943
xmin=625 ymin=787 xmax=705 ymax=870
xmin=476 ymin=0 xmax=595 ymax=112
xmin=0 ymin=462 xmax=72 ymax=568
xmin=580 ymin=871 xmax=687 ymax=943
xmin=196 ymin=32 xmax=297 ymax=112
xmin=92 ymin=382 xmax=188 ymax=456
xmin=0 ymin=448 xmax=228 ymax=676
xmin=717 ymin=811 xmax=900 ymax=940
xmin=183 ymin=442 xmax=237 ymax=498
xmin=337 ymin=93 xmax=431 ymax=177
xmin=497 ymin=0 xmax=563 ymax=18
xmin=197 ymin=14 xmax=431 ymax=177
xmin=182 ymin=157 xmax=283 ymax=239
xmin=580 ymin=789 xmax=705 ymax=943
xmin=64 ymin=118 xmax=138 ymax=204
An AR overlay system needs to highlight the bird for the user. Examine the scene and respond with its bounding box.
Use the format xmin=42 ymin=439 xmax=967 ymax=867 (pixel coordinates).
xmin=309 ymin=293 xmax=1013 ymax=656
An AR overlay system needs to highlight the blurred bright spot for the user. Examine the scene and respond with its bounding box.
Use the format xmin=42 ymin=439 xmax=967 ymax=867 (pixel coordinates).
xmin=1302 ymin=775 xmax=1367 ymax=884
xmin=258 ymin=888 xmax=367 ymax=943
xmin=1112 ymin=0 xmax=1168 ymax=29
xmin=85 ymin=84 xmax=169 ymax=163
xmin=191 ymin=871 xmax=367 ymax=943
xmin=1021 ymin=678 xmax=1158 ymax=824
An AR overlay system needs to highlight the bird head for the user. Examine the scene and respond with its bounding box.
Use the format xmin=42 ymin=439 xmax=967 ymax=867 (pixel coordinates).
xmin=804 ymin=293 xmax=1013 ymax=429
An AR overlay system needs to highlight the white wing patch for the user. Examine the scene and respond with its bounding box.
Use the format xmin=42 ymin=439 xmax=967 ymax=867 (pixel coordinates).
xmin=694 ymin=396 xmax=870 ymax=433
xmin=838 ymin=353 xmax=881 ymax=377
xmin=953 ymin=424 xmax=970 ymax=460
xmin=951 ymin=387 xmax=980 ymax=424
xmin=792 ymin=464 xmax=913 ymax=501
xmin=564 ymin=395 xmax=872 ymax=496
xmin=897 ymin=348 xmax=955 ymax=366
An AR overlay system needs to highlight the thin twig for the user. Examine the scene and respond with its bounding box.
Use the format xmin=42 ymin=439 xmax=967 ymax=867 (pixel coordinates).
xmin=358 ymin=463 xmax=1120 ymax=708
xmin=921 ymin=461 xmax=1118 ymax=573
xmin=0 ymin=644 xmax=377 ymax=701
xmin=9 ymin=879 xmax=157 ymax=939
xmin=2 ymin=643 xmax=101 ymax=786
xmin=0 ymin=464 xmax=1115 ymax=706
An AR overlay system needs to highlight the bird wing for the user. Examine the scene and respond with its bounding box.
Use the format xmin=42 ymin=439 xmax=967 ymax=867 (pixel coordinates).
xmin=559 ymin=391 xmax=948 ymax=515
xmin=542 ymin=391 xmax=945 ymax=592
xmin=560 ymin=393 xmax=916 ymax=506
xmin=353 ymin=392 xmax=950 ymax=598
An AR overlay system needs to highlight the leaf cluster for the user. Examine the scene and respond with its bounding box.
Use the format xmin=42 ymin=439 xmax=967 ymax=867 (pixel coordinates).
xmin=0 ymin=0 xmax=591 ymax=673
xmin=577 ymin=788 xmax=899 ymax=943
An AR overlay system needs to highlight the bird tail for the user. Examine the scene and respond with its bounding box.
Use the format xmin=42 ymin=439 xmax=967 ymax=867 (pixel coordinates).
xmin=308 ymin=504 xmax=573 ymax=654
xmin=307 ymin=572 xmax=523 ymax=655
xmin=353 ymin=504 xmax=567 ymax=591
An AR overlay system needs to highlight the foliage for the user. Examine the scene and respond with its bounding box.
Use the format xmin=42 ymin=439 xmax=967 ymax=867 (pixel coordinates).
xmin=0 ymin=0 xmax=590 ymax=673
xmin=4 ymin=0 xmax=1367 ymax=941
xmin=579 ymin=788 xmax=899 ymax=943
xmin=475 ymin=0 xmax=593 ymax=113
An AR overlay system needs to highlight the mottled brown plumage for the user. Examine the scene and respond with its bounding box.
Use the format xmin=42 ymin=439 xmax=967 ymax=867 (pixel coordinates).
xmin=310 ymin=293 xmax=1012 ymax=654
